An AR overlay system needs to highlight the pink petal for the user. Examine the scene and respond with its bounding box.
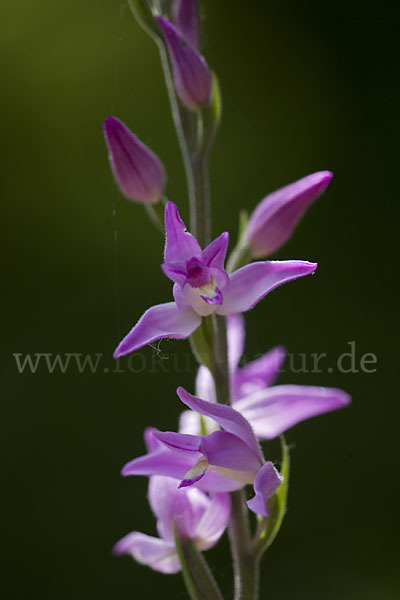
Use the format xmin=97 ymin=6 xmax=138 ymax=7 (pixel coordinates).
xmin=149 ymin=475 xmax=208 ymax=542
xmin=195 ymin=493 xmax=231 ymax=551
xmin=113 ymin=531 xmax=180 ymax=574
xmin=195 ymin=366 xmax=216 ymax=404
xmin=172 ymin=0 xmax=201 ymax=49
xmin=103 ymin=116 xmax=165 ymax=204
xmin=164 ymin=202 xmax=201 ymax=264
xmin=176 ymin=387 xmax=263 ymax=461
xmin=113 ymin=302 xmax=201 ymax=358
xmin=247 ymin=462 xmax=283 ymax=517
xmin=201 ymin=232 xmax=229 ymax=271
xmin=246 ymin=171 xmax=333 ymax=257
xmin=216 ymin=260 xmax=317 ymax=315
xmin=157 ymin=17 xmax=211 ymax=110
xmin=226 ymin=314 xmax=245 ymax=372
xmin=202 ymin=431 xmax=261 ymax=472
xmin=122 ymin=445 xmax=243 ymax=492
xmin=197 ymin=471 xmax=244 ymax=492
xmin=121 ymin=447 xmax=202 ymax=479
xmin=178 ymin=409 xmax=218 ymax=436
xmin=234 ymin=385 xmax=351 ymax=440
xmin=233 ymin=346 xmax=286 ymax=400
xmin=144 ymin=427 xmax=165 ymax=453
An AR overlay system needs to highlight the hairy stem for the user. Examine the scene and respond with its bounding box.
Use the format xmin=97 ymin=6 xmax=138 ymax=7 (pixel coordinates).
xmin=229 ymin=490 xmax=260 ymax=600
xmin=210 ymin=314 xmax=230 ymax=405
xmin=177 ymin=537 xmax=224 ymax=600
xmin=190 ymin=152 xmax=211 ymax=248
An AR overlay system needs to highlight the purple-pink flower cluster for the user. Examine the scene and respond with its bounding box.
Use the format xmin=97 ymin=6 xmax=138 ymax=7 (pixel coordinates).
xmin=110 ymin=199 xmax=350 ymax=572
xmin=102 ymin=0 xmax=351 ymax=583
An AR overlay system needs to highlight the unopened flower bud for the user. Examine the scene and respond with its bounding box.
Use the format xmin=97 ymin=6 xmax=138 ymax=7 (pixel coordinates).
xmin=172 ymin=0 xmax=201 ymax=49
xmin=245 ymin=171 xmax=333 ymax=257
xmin=157 ymin=17 xmax=211 ymax=110
xmin=103 ymin=116 xmax=165 ymax=204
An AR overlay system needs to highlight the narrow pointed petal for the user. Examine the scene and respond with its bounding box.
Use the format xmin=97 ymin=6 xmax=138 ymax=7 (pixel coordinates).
xmin=113 ymin=532 xmax=180 ymax=574
xmin=226 ymin=314 xmax=245 ymax=372
xmin=234 ymin=385 xmax=351 ymax=440
xmin=154 ymin=431 xmax=203 ymax=454
xmin=216 ymin=260 xmax=317 ymax=316
xmin=113 ymin=302 xmax=201 ymax=358
xmin=195 ymin=493 xmax=231 ymax=550
xmin=157 ymin=17 xmax=211 ymax=109
xmin=246 ymin=171 xmax=333 ymax=257
xmin=202 ymin=232 xmax=229 ymax=270
xmin=233 ymin=346 xmax=286 ymax=400
xmin=172 ymin=0 xmax=201 ymax=49
xmin=103 ymin=116 xmax=165 ymax=204
xmin=176 ymin=387 xmax=263 ymax=461
xmin=164 ymin=202 xmax=201 ymax=264
xmin=121 ymin=448 xmax=202 ymax=479
xmin=247 ymin=462 xmax=283 ymax=517
xmin=122 ymin=448 xmax=242 ymax=491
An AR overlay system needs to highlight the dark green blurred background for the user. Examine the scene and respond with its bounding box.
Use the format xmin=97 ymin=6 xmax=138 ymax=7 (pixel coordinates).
xmin=2 ymin=1 xmax=399 ymax=598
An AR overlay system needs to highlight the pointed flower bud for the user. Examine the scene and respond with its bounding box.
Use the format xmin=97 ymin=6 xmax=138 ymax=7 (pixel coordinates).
xmin=245 ymin=171 xmax=333 ymax=257
xmin=172 ymin=0 xmax=201 ymax=49
xmin=157 ymin=17 xmax=211 ymax=110
xmin=103 ymin=116 xmax=166 ymax=204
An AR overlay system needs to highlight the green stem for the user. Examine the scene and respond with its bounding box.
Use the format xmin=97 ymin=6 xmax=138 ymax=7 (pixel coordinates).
xmin=190 ymin=152 xmax=211 ymax=248
xmin=210 ymin=314 xmax=230 ymax=405
xmin=229 ymin=490 xmax=260 ymax=600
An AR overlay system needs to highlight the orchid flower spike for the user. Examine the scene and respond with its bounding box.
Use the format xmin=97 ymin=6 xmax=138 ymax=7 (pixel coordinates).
xmin=121 ymin=389 xmax=283 ymax=517
xmin=114 ymin=475 xmax=230 ymax=574
xmin=157 ymin=17 xmax=211 ymax=110
xmin=180 ymin=314 xmax=351 ymax=440
xmin=104 ymin=116 xmax=166 ymax=204
xmin=114 ymin=202 xmax=317 ymax=358
xmin=244 ymin=171 xmax=333 ymax=257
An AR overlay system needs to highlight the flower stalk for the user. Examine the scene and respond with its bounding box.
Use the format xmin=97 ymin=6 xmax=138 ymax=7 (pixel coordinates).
xmin=229 ymin=490 xmax=260 ymax=600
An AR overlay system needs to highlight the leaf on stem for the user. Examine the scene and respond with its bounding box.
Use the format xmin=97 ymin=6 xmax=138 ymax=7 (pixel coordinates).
xmin=189 ymin=318 xmax=214 ymax=371
xmin=174 ymin=521 xmax=223 ymax=600
xmin=197 ymin=71 xmax=222 ymax=156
